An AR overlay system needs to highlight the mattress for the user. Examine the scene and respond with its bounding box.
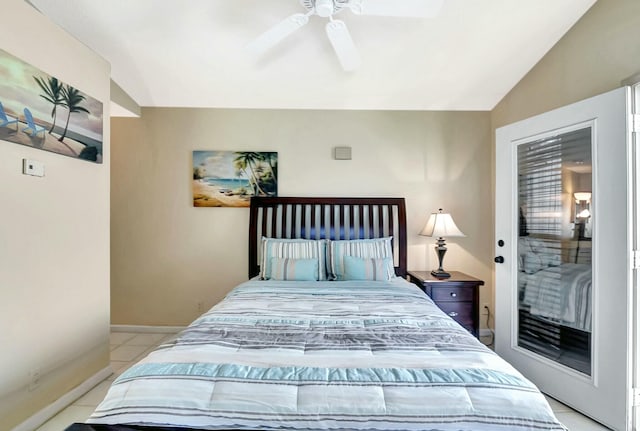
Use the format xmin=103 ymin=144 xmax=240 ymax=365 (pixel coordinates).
xmin=85 ymin=278 xmax=566 ymax=430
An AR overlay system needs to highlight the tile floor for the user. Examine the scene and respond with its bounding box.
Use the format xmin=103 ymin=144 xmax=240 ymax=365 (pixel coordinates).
xmin=36 ymin=330 xmax=611 ymax=431
xmin=35 ymin=331 xmax=176 ymax=431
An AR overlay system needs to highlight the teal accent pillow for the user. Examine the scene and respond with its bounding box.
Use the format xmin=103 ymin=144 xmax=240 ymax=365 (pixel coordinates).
xmin=260 ymin=237 xmax=327 ymax=280
xmin=328 ymin=237 xmax=394 ymax=280
xmin=268 ymin=258 xmax=319 ymax=281
xmin=342 ymin=255 xmax=395 ymax=281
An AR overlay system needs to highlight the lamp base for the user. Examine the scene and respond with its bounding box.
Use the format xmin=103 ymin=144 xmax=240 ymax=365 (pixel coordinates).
xmin=431 ymin=270 xmax=451 ymax=279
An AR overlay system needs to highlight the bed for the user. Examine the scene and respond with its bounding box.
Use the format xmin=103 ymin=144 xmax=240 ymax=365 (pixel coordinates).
xmin=66 ymin=197 xmax=567 ymax=431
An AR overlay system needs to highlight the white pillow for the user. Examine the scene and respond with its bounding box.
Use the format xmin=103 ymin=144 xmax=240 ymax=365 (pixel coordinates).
xmin=520 ymin=237 xmax=561 ymax=274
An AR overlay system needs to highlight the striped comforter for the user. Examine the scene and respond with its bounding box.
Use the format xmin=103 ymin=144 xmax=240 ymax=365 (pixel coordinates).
xmin=521 ymin=263 xmax=592 ymax=331
xmin=88 ymin=279 xmax=566 ymax=430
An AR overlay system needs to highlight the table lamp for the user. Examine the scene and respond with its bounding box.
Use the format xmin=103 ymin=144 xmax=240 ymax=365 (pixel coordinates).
xmin=420 ymin=208 xmax=465 ymax=278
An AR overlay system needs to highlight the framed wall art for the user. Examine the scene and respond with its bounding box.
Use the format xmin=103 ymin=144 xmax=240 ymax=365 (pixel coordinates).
xmin=193 ymin=151 xmax=278 ymax=207
xmin=0 ymin=48 xmax=103 ymax=163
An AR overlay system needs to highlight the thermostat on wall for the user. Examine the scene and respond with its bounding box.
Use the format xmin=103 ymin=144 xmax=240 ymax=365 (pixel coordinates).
xmin=334 ymin=146 xmax=352 ymax=160
xmin=23 ymin=159 xmax=45 ymax=177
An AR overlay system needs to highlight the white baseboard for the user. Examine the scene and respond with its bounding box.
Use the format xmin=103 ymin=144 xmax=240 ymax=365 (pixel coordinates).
xmin=111 ymin=324 xmax=186 ymax=333
xmin=12 ymin=366 xmax=112 ymax=431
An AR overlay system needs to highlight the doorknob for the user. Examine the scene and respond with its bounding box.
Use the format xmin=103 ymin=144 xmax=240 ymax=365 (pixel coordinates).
xmin=494 ymin=256 xmax=505 ymax=264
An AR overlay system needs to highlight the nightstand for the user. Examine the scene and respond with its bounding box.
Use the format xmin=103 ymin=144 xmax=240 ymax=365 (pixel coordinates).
xmin=408 ymin=270 xmax=484 ymax=338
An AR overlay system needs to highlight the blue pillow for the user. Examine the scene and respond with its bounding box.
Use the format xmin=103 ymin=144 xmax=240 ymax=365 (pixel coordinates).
xmin=268 ymin=257 xmax=319 ymax=281
xmin=342 ymin=255 xmax=395 ymax=281
xmin=260 ymin=237 xmax=327 ymax=280
xmin=328 ymin=237 xmax=394 ymax=280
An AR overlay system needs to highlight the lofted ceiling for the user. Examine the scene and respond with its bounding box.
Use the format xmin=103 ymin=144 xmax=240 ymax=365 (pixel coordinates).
xmin=28 ymin=0 xmax=596 ymax=111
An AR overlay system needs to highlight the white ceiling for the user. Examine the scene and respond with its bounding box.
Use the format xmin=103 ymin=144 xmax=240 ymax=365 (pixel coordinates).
xmin=28 ymin=0 xmax=596 ymax=111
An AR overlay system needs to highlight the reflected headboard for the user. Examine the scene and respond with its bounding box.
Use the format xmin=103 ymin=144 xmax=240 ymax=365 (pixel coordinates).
xmin=249 ymin=196 xmax=407 ymax=279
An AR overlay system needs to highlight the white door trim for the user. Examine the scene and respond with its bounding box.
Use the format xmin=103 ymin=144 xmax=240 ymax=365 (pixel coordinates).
xmin=495 ymin=87 xmax=632 ymax=430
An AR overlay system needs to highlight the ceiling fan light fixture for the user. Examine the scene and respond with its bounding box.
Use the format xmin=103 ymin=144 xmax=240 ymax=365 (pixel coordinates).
xmin=315 ymin=0 xmax=335 ymax=17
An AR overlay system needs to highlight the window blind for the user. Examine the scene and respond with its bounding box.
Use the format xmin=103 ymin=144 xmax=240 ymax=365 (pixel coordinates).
xmin=517 ymin=127 xmax=592 ymax=238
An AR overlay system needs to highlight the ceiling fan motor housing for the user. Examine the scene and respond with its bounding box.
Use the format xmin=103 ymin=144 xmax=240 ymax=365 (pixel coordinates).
xmin=300 ymin=0 xmax=349 ymax=17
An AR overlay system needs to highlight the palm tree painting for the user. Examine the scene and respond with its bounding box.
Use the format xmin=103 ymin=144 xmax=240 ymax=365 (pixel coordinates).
xmin=193 ymin=151 xmax=278 ymax=207
xmin=0 ymin=48 xmax=103 ymax=163
xmin=32 ymin=76 xmax=63 ymax=134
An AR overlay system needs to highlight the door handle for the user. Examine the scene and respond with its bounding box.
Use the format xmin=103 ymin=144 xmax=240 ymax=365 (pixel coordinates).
xmin=494 ymin=256 xmax=505 ymax=264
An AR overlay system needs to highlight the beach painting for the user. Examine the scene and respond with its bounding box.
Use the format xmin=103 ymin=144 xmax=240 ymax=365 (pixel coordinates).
xmin=0 ymin=48 xmax=103 ymax=163
xmin=193 ymin=151 xmax=278 ymax=207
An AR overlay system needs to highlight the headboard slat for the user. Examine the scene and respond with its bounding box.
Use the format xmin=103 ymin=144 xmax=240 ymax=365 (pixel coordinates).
xmin=368 ymin=205 xmax=375 ymax=238
xmin=270 ymin=205 xmax=278 ymax=238
xmin=358 ymin=206 xmax=362 ymax=239
xmin=301 ymin=204 xmax=307 ymax=238
xmin=290 ymin=204 xmax=297 ymax=238
xmin=261 ymin=207 xmax=268 ymax=239
xmin=282 ymin=205 xmax=286 ymax=237
xmin=249 ymin=197 xmax=407 ymax=279
xmin=348 ymin=205 xmax=355 ymax=240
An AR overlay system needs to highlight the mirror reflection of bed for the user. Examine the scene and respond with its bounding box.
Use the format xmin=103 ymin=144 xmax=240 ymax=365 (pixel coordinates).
xmin=517 ymin=219 xmax=592 ymax=376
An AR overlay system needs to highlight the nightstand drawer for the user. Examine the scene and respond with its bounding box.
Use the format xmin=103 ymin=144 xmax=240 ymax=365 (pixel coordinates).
xmin=436 ymin=302 xmax=473 ymax=325
xmin=430 ymin=286 xmax=474 ymax=302
xmin=407 ymin=271 xmax=484 ymax=339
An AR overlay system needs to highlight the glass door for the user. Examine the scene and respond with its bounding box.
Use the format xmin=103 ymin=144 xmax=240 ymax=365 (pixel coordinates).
xmin=517 ymin=126 xmax=593 ymax=376
xmin=495 ymin=87 xmax=632 ymax=430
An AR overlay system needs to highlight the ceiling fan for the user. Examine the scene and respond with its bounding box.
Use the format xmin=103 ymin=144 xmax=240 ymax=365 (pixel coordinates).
xmin=246 ymin=0 xmax=444 ymax=71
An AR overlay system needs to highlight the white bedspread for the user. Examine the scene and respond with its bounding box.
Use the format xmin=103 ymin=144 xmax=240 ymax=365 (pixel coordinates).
xmin=88 ymin=278 xmax=566 ymax=430
xmin=521 ymin=263 xmax=592 ymax=331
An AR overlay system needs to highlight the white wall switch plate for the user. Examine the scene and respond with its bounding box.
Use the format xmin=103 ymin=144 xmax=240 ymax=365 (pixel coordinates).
xmin=23 ymin=159 xmax=45 ymax=177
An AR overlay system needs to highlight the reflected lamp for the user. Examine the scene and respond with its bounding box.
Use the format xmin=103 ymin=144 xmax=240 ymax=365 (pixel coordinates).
xmin=573 ymin=192 xmax=592 ymax=239
xmin=420 ymin=209 xmax=465 ymax=278
xmin=574 ymin=192 xmax=592 ymax=220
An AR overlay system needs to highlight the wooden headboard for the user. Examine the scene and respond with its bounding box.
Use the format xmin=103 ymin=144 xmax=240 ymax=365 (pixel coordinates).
xmin=249 ymin=197 xmax=407 ymax=279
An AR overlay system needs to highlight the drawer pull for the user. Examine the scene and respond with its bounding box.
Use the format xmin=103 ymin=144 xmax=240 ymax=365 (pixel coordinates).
xmin=450 ymin=292 xmax=457 ymax=297
xmin=448 ymin=311 xmax=459 ymax=317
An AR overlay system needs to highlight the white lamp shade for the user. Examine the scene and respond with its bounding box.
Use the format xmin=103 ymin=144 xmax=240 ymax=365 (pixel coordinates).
xmin=577 ymin=208 xmax=591 ymax=218
xmin=574 ymin=192 xmax=591 ymax=202
xmin=420 ymin=211 xmax=465 ymax=238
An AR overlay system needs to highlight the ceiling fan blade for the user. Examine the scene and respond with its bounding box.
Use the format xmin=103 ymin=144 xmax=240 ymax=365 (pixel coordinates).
xmin=325 ymin=20 xmax=361 ymax=71
xmin=348 ymin=0 xmax=444 ymax=18
xmin=246 ymin=13 xmax=310 ymax=57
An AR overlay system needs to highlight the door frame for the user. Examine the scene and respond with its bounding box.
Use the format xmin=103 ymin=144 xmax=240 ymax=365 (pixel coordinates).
xmin=630 ymin=81 xmax=640 ymax=430
xmin=495 ymin=87 xmax=633 ymax=430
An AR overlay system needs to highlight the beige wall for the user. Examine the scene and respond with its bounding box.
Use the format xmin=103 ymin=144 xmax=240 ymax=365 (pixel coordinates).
xmin=0 ymin=1 xmax=110 ymax=429
xmin=491 ymin=0 xmax=640 ymax=128
xmin=111 ymin=109 xmax=493 ymax=326
xmin=110 ymin=0 xmax=640 ymax=338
